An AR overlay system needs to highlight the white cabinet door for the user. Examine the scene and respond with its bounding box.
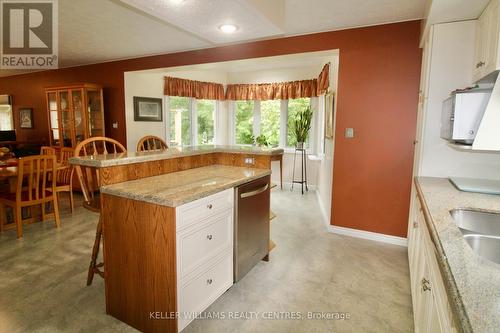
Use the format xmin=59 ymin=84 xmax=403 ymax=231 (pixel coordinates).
xmin=473 ymin=0 xmax=500 ymax=82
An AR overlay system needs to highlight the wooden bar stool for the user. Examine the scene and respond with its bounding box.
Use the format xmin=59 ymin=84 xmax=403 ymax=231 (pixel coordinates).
xmin=74 ymin=137 xmax=126 ymax=286
xmin=136 ymin=135 xmax=168 ymax=152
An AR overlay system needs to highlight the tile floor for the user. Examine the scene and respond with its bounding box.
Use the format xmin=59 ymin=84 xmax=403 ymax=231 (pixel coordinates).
xmin=0 ymin=190 xmax=413 ymax=332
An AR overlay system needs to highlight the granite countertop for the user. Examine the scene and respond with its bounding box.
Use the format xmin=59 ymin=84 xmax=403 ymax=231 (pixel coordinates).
xmin=100 ymin=165 xmax=271 ymax=207
xmin=416 ymin=177 xmax=500 ymax=333
xmin=69 ymin=145 xmax=284 ymax=168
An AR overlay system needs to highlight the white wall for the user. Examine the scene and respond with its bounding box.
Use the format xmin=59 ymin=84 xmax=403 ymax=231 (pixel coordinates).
xmin=124 ymin=71 xmax=165 ymax=150
xmin=419 ymin=21 xmax=500 ymax=179
xmin=316 ymin=55 xmax=339 ymax=224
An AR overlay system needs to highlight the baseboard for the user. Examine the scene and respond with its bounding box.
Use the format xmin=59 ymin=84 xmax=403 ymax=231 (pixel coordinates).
xmin=327 ymin=225 xmax=407 ymax=247
xmin=271 ymin=181 xmax=317 ymax=191
xmin=315 ymin=190 xmax=330 ymax=226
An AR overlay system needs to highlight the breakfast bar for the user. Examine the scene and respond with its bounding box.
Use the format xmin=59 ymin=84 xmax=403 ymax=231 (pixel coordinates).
xmin=70 ymin=145 xmax=283 ymax=333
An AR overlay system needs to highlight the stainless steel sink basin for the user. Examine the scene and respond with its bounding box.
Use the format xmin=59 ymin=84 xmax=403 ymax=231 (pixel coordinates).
xmin=450 ymin=209 xmax=500 ymax=236
xmin=463 ymin=234 xmax=500 ymax=265
xmin=450 ymin=209 xmax=500 ymax=264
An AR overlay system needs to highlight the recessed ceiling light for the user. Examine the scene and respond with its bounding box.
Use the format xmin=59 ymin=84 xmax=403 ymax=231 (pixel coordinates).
xmin=219 ymin=24 xmax=238 ymax=33
xmin=170 ymin=0 xmax=185 ymax=4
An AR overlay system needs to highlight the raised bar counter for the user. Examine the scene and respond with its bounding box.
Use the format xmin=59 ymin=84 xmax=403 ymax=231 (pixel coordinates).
xmin=69 ymin=145 xmax=284 ymax=168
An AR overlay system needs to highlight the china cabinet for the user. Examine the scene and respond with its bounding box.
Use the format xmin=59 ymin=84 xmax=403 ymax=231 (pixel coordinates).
xmin=45 ymin=83 xmax=105 ymax=148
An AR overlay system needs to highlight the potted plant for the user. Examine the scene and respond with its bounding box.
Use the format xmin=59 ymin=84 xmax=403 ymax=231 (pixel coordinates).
xmin=293 ymin=106 xmax=313 ymax=149
xmin=255 ymin=134 xmax=269 ymax=147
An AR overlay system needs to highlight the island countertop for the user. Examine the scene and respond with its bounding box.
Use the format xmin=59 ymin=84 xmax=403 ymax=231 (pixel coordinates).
xmin=415 ymin=177 xmax=500 ymax=333
xmin=69 ymin=145 xmax=284 ymax=168
xmin=100 ymin=165 xmax=271 ymax=207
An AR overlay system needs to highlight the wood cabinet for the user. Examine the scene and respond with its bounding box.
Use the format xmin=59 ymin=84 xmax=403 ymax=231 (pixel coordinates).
xmin=45 ymin=83 xmax=105 ymax=148
xmin=408 ymin=188 xmax=458 ymax=333
xmin=473 ymin=0 xmax=500 ymax=82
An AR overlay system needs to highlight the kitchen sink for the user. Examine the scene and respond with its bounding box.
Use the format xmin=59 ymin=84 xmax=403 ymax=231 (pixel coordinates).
xmin=450 ymin=209 xmax=500 ymax=264
xmin=450 ymin=209 xmax=500 ymax=236
xmin=463 ymin=234 xmax=500 ymax=265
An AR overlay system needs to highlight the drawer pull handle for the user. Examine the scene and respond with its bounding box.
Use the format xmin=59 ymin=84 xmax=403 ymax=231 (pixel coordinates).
xmin=207 ymin=234 xmax=213 ymax=240
xmin=207 ymin=204 xmax=213 ymax=209
xmin=207 ymin=278 xmax=213 ymax=285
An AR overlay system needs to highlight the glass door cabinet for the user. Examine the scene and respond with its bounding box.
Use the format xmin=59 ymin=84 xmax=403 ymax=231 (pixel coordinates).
xmin=45 ymin=83 xmax=105 ymax=148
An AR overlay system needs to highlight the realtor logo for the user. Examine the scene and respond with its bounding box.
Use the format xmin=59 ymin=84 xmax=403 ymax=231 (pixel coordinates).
xmin=0 ymin=0 xmax=58 ymax=69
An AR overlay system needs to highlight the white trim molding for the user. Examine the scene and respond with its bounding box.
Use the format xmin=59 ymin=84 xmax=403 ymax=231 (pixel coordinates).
xmin=315 ymin=190 xmax=330 ymax=227
xmin=327 ymin=225 xmax=407 ymax=247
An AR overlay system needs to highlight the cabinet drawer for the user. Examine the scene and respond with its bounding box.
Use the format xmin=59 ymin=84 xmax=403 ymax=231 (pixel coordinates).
xmin=177 ymin=253 xmax=233 ymax=332
xmin=177 ymin=210 xmax=233 ymax=280
xmin=176 ymin=189 xmax=233 ymax=232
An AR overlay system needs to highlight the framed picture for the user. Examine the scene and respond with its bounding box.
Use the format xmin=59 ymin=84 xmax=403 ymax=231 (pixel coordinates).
xmin=133 ymin=97 xmax=163 ymax=122
xmin=325 ymin=91 xmax=335 ymax=139
xmin=19 ymin=108 xmax=34 ymax=129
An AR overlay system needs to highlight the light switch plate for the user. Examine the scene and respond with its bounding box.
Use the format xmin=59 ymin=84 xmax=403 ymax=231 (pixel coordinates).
xmin=244 ymin=157 xmax=255 ymax=165
xmin=345 ymin=128 xmax=354 ymax=138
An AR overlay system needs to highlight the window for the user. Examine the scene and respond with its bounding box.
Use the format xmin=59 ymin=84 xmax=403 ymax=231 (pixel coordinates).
xmin=260 ymin=100 xmax=280 ymax=146
xmin=235 ymin=100 xmax=254 ymax=144
xmin=231 ymin=98 xmax=313 ymax=150
xmin=0 ymin=106 xmax=13 ymax=130
xmin=167 ymin=96 xmax=217 ymax=147
xmin=287 ymin=97 xmax=311 ymax=147
xmin=196 ymin=99 xmax=215 ymax=145
xmin=169 ymin=96 xmax=191 ymax=146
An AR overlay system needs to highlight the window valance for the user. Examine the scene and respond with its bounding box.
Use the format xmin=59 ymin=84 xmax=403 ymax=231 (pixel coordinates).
xmin=164 ymin=76 xmax=225 ymax=100
xmin=225 ymin=79 xmax=319 ymax=101
xmin=317 ymin=63 xmax=330 ymax=95
xmin=164 ymin=62 xmax=330 ymax=101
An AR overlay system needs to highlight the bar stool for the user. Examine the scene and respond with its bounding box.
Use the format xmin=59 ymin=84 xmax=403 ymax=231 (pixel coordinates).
xmin=74 ymin=136 xmax=126 ymax=286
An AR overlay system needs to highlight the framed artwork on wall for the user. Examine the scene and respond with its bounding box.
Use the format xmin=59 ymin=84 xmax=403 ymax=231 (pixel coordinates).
xmin=133 ymin=97 xmax=163 ymax=122
xmin=325 ymin=91 xmax=335 ymax=139
xmin=19 ymin=108 xmax=34 ymax=129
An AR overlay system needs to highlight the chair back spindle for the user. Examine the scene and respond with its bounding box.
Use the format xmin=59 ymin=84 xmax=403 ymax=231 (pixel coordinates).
xmin=136 ymin=135 xmax=168 ymax=152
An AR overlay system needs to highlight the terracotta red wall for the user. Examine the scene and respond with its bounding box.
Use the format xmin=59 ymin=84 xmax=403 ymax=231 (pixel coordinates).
xmin=0 ymin=21 xmax=421 ymax=237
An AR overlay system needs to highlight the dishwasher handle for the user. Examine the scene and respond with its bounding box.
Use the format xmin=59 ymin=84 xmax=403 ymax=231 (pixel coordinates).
xmin=240 ymin=183 xmax=269 ymax=198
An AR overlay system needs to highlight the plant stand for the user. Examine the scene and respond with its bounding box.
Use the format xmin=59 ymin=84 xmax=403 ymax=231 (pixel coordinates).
xmin=291 ymin=146 xmax=308 ymax=194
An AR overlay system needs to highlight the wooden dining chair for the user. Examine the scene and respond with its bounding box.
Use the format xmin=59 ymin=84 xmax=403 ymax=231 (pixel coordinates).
xmin=40 ymin=146 xmax=56 ymax=156
xmin=74 ymin=136 xmax=126 ymax=286
xmin=49 ymin=147 xmax=75 ymax=213
xmin=136 ymin=135 xmax=168 ymax=152
xmin=0 ymin=155 xmax=61 ymax=238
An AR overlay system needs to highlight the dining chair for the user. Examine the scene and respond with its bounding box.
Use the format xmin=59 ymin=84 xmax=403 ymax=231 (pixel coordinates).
xmin=136 ymin=135 xmax=168 ymax=152
xmin=49 ymin=147 xmax=75 ymax=213
xmin=74 ymin=136 xmax=126 ymax=286
xmin=0 ymin=155 xmax=61 ymax=238
xmin=40 ymin=146 xmax=56 ymax=156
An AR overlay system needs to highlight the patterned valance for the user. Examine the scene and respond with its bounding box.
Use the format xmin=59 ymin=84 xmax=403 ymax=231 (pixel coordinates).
xmin=225 ymin=79 xmax=319 ymax=101
xmin=164 ymin=77 xmax=225 ymax=100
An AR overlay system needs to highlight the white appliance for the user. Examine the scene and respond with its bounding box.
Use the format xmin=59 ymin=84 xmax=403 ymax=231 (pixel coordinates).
xmin=440 ymin=89 xmax=492 ymax=144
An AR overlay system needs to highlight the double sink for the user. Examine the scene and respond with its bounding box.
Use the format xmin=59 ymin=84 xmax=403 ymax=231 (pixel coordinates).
xmin=450 ymin=209 xmax=500 ymax=265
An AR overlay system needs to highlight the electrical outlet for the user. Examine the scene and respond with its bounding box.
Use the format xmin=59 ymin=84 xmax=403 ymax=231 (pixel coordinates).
xmin=345 ymin=128 xmax=354 ymax=138
xmin=244 ymin=157 xmax=255 ymax=165
xmin=112 ymin=122 xmax=119 ymax=129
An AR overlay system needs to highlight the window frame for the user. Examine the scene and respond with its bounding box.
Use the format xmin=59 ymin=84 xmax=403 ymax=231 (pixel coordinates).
xmin=230 ymin=98 xmax=318 ymax=154
xmin=165 ymin=96 xmax=218 ymax=147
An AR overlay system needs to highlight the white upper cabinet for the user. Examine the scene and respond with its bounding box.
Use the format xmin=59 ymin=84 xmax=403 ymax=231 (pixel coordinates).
xmin=473 ymin=0 xmax=500 ymax=82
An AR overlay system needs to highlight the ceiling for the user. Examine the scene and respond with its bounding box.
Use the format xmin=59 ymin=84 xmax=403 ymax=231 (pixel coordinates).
xmin=148 ymin=50 xmax=338 ymax=74
xmin=0 ymin=0 xmax=470 ymax=78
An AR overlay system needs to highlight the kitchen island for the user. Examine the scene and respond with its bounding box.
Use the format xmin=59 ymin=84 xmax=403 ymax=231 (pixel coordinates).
xmin=70 ymin=145 xmax=282 ymax=333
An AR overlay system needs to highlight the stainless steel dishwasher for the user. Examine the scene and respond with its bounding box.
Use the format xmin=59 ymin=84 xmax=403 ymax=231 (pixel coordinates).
xmin=234 ymin=175 xmax=270 ymax=282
